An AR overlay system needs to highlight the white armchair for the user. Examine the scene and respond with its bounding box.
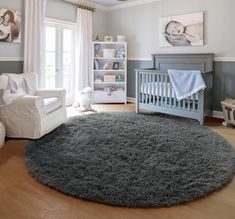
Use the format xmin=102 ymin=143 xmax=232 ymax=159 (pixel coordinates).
xmin=0 ymin=73 xmax=67 ymax=139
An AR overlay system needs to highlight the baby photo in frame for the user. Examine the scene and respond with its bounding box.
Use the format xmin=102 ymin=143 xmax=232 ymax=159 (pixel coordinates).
xmin=113 ymin=62 xmax=119 ymax=70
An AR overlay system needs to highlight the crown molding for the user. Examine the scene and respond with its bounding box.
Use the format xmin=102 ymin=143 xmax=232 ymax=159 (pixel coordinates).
xmin=109 ymin=0 xmax=160 ymax=11
xmin=0 ymin=57 xmax=23 ymax=61
xmin=65 ymin=0 xmax=161 ymax=11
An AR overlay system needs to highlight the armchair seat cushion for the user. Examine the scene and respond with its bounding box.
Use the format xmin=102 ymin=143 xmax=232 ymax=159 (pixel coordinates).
xmin=43 ymin=97 xmax=62 ymax=115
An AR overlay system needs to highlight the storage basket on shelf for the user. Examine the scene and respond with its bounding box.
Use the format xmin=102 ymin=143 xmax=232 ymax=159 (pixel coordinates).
xmin=103 ymin=49 xmax=115 ymax=58
xmin=221 ymin=99 xmax=235 ymax=126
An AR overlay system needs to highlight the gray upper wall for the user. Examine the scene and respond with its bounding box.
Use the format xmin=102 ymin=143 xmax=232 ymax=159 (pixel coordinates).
xmin=2 ymin=0 xmax=234 ymax=59
xmin=46 ymin=0 xmax=109 ymax=38
xmin=108 ymin=0 xmax=235 ymax=59
xmin=0 ymin=0 xmax=109 ymax=58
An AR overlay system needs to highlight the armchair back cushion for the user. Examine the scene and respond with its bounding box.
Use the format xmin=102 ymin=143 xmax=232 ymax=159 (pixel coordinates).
xmin=3 ymin=73 xmax=38 ymax=92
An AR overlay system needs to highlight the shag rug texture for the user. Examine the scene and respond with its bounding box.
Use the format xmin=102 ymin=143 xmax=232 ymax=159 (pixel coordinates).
xmin=25 ymin=112 xmax=235 ymax=208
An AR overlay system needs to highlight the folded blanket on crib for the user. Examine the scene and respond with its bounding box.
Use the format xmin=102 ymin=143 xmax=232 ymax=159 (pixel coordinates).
xmin=168 ymin=70 xmax=206 ymax=101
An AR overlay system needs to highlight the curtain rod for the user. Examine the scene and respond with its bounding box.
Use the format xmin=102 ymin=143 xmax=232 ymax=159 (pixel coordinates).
xmin=64 ymin=1 xmax=96 ymax=12
xmin=78 ymin=4 xmax=96 ymax=12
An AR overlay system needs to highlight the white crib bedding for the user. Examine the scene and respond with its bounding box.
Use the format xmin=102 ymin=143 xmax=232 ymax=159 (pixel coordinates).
xmin=141 ymin=82 xmax=198 ymax=100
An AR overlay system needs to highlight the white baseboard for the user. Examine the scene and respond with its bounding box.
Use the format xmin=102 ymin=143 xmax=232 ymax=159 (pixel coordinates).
xmin=127 ymin=97 xmax=224 ymax=119
xmin=127 ymin=97 xmax=136 ymax=103
xmin=212 ymin=111 xmax=224 ymax=119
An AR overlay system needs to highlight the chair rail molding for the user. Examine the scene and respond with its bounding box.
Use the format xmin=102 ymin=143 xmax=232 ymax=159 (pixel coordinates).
xmin=0 ymin=57 xmax=24 ymax=61
xmin=127 ymin=57 xmax=235 ymax=62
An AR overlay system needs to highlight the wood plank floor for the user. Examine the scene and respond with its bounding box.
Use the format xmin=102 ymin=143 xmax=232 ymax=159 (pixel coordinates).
xmin=0 ymin=104 xmax=234 ymax=219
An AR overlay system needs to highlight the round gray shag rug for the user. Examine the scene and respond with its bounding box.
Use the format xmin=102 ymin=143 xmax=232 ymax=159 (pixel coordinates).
xmin=25 ymin=112 xmax=235 ymax=208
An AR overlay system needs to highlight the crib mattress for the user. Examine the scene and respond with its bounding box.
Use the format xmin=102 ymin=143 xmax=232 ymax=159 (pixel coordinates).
xmin=141 ymin=82 xmax=198 ymax=99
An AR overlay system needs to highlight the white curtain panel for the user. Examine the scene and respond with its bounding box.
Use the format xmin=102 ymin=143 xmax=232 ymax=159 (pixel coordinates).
xmin=74 ymin=8 xmax=92 ymax=103
xmin=24 ymin=0 xmax=47 ymax=88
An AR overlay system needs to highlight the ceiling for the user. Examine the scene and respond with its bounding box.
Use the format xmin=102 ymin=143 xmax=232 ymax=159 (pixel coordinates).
xmin=89 ymin=0 xmax=138 ymax=7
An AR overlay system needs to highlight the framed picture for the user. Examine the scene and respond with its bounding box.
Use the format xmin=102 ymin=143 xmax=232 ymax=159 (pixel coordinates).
xmin=113 ymin=62 xmax=119 ymax=70
xmin=104 ymin=36 xmax=113 ymax=42
xmin=0 ymin=8 xmax=21 ymax=43
xmin=160 ymin=12 xmax=204 ymax=47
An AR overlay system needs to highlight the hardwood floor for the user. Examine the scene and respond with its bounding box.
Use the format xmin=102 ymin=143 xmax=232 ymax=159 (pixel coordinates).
xmin=0 ymin=103 xmax=234 ymax=219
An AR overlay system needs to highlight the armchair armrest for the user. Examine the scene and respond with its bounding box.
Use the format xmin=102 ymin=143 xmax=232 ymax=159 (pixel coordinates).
xmin=35 ymin=89 xmax=66 ymax=106
xmin=7 ymin=95 xmax=44 ymax=117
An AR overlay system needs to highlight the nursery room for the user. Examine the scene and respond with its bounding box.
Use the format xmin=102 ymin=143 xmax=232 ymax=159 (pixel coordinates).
xmin=0 ymin=0 xmax=235 ymax=218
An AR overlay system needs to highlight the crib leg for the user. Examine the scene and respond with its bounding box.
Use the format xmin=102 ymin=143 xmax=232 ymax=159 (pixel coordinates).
xmin=199 ymin=116 xmax=204 ymax=125
xmin=136 ymin=103 xmax=140 ymax=114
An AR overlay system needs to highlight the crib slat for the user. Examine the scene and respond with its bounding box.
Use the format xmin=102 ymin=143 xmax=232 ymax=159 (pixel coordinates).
xmin=193 ymin=94 xmax=196 ymax=111
xmin=148 ymin=74 xmax=150 ymax=103
xmin=141 ymin=73 xmax=144 ymax=103
xmin=169 ymin=79 xmax=172 ymax=107
xmin=188 ymin=96 xmax=191 ymax=111
xmin=157 ymin=75 xmax=160 ymax=106
xmin=178 ymin=99 xmax=181 ymax=109
xmin=183 ymin=99 xmax=186 ymax=109
xmin=161 ymin=75 xmax=164 ymax=106
xmin=173 ymin=89 xmax=176 ymax=107
xmin=165 ymin=75 xmax=168 ymax=106
xmin=149 ymin=74 xmax=151 ymax=104
xmin=150 ymin=74 xmax=153 ymax=104
xmin=153 ymin=75 xmax=156 ymax=105
xmin=146 ymin=74 xmax=148 ymax=103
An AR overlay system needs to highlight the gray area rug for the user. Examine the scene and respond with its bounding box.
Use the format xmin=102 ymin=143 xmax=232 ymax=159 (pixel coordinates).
xmin=25 ymin=112 xmax=235 ymax=208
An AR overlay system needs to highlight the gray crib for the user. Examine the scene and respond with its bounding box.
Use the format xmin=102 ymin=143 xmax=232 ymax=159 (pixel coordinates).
xmin=135 ymin=54 xmax=213 ymax=125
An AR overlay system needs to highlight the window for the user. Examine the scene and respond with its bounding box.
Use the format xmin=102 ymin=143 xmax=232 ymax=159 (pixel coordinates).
xmin=45 ymin=19 xmax=75 ymax=105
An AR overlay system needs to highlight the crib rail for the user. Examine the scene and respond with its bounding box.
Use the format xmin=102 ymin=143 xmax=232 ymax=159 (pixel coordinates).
xmin=135 ymin=69 xmax=205 ymax=124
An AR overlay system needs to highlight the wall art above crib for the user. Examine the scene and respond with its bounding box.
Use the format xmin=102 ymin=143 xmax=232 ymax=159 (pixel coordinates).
xmin=160 ymin=12 xmax=204 ymax=47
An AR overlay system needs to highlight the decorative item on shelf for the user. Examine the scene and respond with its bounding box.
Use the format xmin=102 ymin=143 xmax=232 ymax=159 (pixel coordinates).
xmin=94 ymin=43 xmax=101 ymax=57
xmin=104 ymin=87 xmax=114 ymax=96
xmin=94 ymin=35 xmax=102 ymax=41
xmin=103 ymin=49 xmax=115 ymax=58
xmin=95 ymin=76 xmax=102 ymax=82
xmin=117 ymin=87 xmax=124 ymax=91
xmin=116 ymin=47 xmax=125 ymax=58
xmin=104 ymin=36 xmax=113 ymax=42
xmin=103 ymin=63 xmax=109 ymax=70
xmin=113 ymin=62 xmax=119 ymax=70
xmin=104 ymin=75 xmax=116 ymax=82
xmin=95 ymin=89 xmax=103 ymax=92
xmin=94 ymin=59 xmax=99 ymax=70
xmin=116 ymin=74 xmax=124 ymax=82
xmin=121 ymin=60 xmax=126 ymax=69
xmin=117 ymin=35 xmax=126 ymax=42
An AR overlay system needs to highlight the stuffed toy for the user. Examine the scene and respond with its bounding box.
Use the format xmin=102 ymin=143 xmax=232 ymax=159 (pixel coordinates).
xmin=78 ymin=87 xmax=93 ymax=112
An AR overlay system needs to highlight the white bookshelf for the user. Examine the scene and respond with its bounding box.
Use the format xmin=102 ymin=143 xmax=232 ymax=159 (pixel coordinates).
xmin=92 ymin=41 xmax=127 ymax=104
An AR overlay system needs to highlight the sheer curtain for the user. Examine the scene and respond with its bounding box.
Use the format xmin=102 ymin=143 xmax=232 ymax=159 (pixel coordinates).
xmin=74 ymin=8 xmax=92 ymax=104
xmin=24 ymin=0 xmax=47 ymax=88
